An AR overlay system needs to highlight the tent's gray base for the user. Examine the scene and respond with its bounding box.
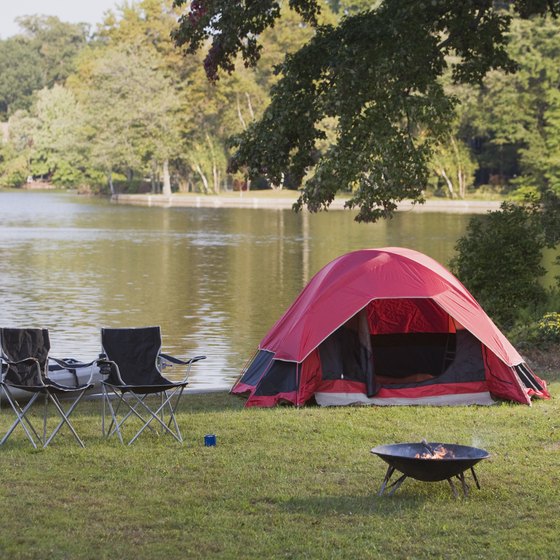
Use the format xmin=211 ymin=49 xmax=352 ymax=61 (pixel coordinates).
xmin=315 ymin=391 xmax=496 ymax=407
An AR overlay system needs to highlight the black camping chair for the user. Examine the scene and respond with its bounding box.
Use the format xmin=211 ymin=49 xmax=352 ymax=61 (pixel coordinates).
xmin=98 ymin=326 xmax=206 ymax=445
xmin=0 ymin=328 xmax=95 ymax=448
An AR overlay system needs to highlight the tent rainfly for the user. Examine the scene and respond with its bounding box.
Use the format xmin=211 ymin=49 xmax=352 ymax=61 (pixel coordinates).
xmin=232 ymin=247 xmax=550 ymax=407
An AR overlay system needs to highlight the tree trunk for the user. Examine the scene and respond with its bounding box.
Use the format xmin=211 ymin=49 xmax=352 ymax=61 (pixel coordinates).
xmin=236 ymin=93 xmax=247 ymax=130
xmin=108 ymin=171 xmax=115 ymax=196
xmin=450 ymin=137 xmax=466 ymax=199
xmin=245 ymin=92 xmax=255 ymax=120
xmin=150 ymin=162 xmax=157 ymax=193
xmin=162 ymin=159 xmax=172 ymax=196
xmin=205 ymin=133 xmax=220 ymax=194
xmin=212 ymin=161 xmax=220 ymax=194
xmin=438 ymin=167 xmax=454 ymax=198
xmin=457 ymin=160 xmax=467 ymax=199
xmin=194 ymin=162 xmax=210 ymax=193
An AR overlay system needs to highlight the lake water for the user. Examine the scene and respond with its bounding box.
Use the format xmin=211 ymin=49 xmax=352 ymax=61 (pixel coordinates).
xmin=0 ymin=190 xmax=513 ymax=389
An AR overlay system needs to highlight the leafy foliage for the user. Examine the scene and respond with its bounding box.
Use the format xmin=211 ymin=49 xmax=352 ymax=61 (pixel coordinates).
xmin=450 ymin=201 xmax=547 ymax=328
xmin=0 ymin=38 xmax=42 ymax=118
xmin=0 ymin=17 xmax=89 ymax=120
xmin=535 ymin=311 xmax=560 ymax=342
xmin=14 ymin=15 xmax=90 ymax=85
xmin=429 ymin=132 xmax=477 ymax=198
xmin=459 ymin=13 xmax=560 ymax=243
xmin=71 ymin=43 xmax=182 ymax=192
xmin=0 ymin=140 xmax=29 ymax=188
xmin=26 ymin=85 xmax=90 ymax=185
xmin=509 ymin=310 xmax=560 ymax=349
xmin=173 ymin=0 xmax=322 ymax=81
xmin=2 ymin=0 xmax=560 ymax=214
xmin=172 ymin=0 xmax=560 ymax=221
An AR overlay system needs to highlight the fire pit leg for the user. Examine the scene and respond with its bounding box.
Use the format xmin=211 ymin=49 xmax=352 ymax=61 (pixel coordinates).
xmin=378 ymin=465 xmax=395 ymax=495
xmin=457 ymin=472 xmax=470 ymax=497
xmin=447 ymin=478 xmax=459 ymax=498
xmin=387 ymin=474 xmax=408 ymax=496
xmin=470 ymin=466 xmax=481 ymax=490
xmin=378 ymin=465 xmax=407 ymax=496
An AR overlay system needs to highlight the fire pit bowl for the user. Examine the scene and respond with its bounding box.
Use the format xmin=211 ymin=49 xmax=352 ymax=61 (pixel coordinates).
xmin=371 ymin=442 xmax=490 ymax=497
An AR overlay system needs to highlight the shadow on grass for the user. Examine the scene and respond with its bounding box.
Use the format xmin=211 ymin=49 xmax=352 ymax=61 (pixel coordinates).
xmin=183 ymin=392 xmax=246 ymax=414
xmin=280 ymin=492 xmax=430 ymax=515
xmin=29 ymin=390 xmax=245 ymax=416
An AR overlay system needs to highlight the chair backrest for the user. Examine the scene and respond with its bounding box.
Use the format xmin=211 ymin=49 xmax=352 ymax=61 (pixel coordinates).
xmin=101 ymin=326 xmax=169 ymax=386
xmin=0 ymin=328 xmax=49 ymax=387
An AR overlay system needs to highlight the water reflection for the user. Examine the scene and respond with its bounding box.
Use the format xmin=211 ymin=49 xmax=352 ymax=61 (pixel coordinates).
xmin=0 ymin=191 xmax=480 ymax=389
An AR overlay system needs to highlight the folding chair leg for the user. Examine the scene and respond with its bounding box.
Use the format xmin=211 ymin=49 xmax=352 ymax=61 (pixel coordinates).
xmin=128 ymin=387 xmax=186 ymax=445
xmin=102 ymin=385 xmax=124 ymax=439
xmin=167 ymin=399 xmax=181 ymax=437
xmin=123 ymin=396 xmax=159 ymax=433
xmin=127 ymin=394 xmax=180 ymax=444
xmin=44 ymin=391 xmax=87 ymax=448
xmin=43 ymin=394 xmax=48 ymax=444
xmin=103 ymin=385 xmax=124 ymax=444
xmin=165 ymin=387 xmax=185 ymax=437
xmin=102 ymin=384 xmax=187 ymax=445
xmin=0 ymin=390 xmax=42 ymax=448
xmin=164 ymin=386 xmax=186 ymax=442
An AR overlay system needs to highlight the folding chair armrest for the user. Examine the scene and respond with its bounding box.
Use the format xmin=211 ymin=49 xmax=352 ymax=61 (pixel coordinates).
xmin=1 ymin=356 xmax=42 ymax=387
xmin=1 ymin=356 xmax=41 ymax=381
xmin=49 ymin=357 xmax=97 ymax=370
xmin=95 ymin=358 xmax=118 ymax=376
xmin=189 ymin=355 xmax=207 ymax=364
xmin=159 ymin=354 xmax=206 ymax=382
xmin=160 ymin=353 xmax=207 ymax=366
xmin=2 ymin=356 xmax=40 ymax=367
xmin=49 ymin=357 xmax=98 ymax=386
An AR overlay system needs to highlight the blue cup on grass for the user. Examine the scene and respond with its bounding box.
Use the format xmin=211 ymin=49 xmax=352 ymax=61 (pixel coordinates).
xmin=204 ymin=434 xmax=217 ymax=447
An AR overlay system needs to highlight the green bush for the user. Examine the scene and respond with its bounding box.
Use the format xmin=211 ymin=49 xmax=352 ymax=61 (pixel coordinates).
xmin=536 ymin=312 xmax=560 ymax=342
xmin=450 ymin=201 xmax=547 ymax=329
xmin=509 ymin=310 xmax=560 ymax=348
xmin=0 ymin=149 xmax=29 ymax=188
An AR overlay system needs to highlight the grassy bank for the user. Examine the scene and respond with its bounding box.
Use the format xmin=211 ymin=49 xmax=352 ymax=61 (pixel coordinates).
xmin=0 ymin=382 xmax=559 ymax=559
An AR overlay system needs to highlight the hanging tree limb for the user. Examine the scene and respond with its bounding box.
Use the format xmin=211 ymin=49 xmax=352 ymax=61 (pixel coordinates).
xmin=172 ymin=0 xmax=560 ymax=222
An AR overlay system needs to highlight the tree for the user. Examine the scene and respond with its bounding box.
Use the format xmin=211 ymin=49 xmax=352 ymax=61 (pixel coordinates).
xmin=172 ymin=0 xmax=560 ymax=221
xmin=0 ymin=38 xmax=43 ymax=118
xmin=1 ymin=110 xmax=37 ymax=185
xmin=454 ymin=13 xmax=560 ymax=243
xmin=71 ymin=43 xmax=181 ymax=194
xmin=505 ymin=15 xmax=560 ymax=245
xmin=15 ymin=15 xmax=90 ymax=86
xmin=26 ymin=85 xmax=92 ymax=186
xmin=0 ymin=17 xmax=89 ymax=120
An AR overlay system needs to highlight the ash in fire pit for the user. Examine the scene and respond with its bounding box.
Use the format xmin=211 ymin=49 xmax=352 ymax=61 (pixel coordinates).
xmin=371 ymin=441 xmax=489 ymax=497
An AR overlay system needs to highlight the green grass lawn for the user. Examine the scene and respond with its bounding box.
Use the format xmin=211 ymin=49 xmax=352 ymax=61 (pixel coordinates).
xmin=0 ymin=382 xmax=559 ymax=560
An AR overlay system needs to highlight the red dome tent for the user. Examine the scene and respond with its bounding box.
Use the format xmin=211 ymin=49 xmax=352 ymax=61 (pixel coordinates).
xmin=232 ymin=247 xmax=549 ymax=407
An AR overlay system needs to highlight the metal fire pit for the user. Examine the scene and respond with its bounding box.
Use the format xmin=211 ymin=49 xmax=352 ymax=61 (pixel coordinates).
xmin=371 ymin=442 xmax=490 ymax=497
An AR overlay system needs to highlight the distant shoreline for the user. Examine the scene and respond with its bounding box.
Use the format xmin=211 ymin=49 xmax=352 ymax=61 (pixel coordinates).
xmin=111 ymin=193 xmax=502 ymax=214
